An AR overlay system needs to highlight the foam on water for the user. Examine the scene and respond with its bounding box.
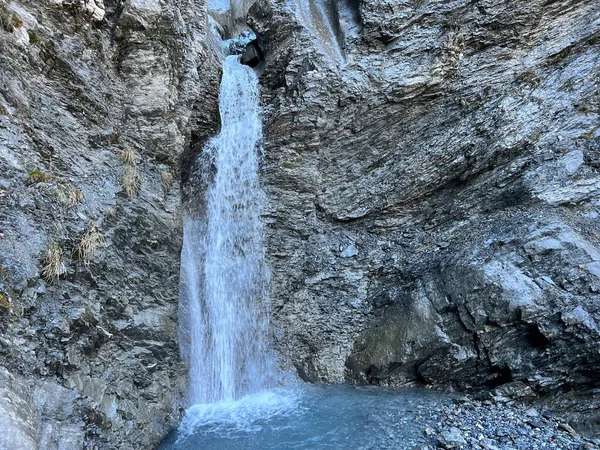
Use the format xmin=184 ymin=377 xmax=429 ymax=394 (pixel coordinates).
xmin=161 ymin=386 xmax=450 ymax=450
xmin=177 ymin=388 xmax=303 ymax=441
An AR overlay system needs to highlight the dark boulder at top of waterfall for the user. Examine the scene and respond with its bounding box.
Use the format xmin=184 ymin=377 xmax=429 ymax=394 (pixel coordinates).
xmin=241 ymin=37 xmax=265 ymax=68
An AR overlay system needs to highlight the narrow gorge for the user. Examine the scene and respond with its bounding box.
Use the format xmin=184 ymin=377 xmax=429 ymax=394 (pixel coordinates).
xmin=0 ymin=0 xmax=599 ymax=449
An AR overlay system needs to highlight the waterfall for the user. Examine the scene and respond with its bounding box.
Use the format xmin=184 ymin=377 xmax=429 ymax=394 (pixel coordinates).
xmin=179 ymin=55 xmax=273 ymax=405
xmin=297 ymin=0 xmax=345 ymax=63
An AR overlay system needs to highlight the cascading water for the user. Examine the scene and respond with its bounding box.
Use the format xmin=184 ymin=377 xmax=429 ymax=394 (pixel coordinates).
xmin=179 ymin=55 xmax=274 ymax=405
xmin=297 ymin=0 xmax=345 ymax=63
xmin=162 ymin=36 xmax=453 ymax=450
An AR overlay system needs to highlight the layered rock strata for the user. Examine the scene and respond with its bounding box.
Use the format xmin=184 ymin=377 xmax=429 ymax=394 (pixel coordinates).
xmin=0 ymin=0 xmax=220 ymax=448
xmin=249 ymin=0 xmax=600 ymax=414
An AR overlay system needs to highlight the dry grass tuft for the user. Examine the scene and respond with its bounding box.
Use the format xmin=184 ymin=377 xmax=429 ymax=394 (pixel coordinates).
xmin=0 ymin=292 xmax=9 ymax=310
xmin=11 ymin=14 xmax=22 ymax=28
xmin=119 ymin=147 xmax=142 ymax=197
xmin=119 ymin=147 xmax=139 ymax=166
xmin=67 ymin=188 xmax=84 ymax=206
xmin=41 ymin=243 xmax=66 ymax=284
xmin=122 ymin=166 xmax=141 ymax=197
xmin=160 ymin=169 xmax=174 ymax=194
xmin=57 ymin=187 xmax=84 ymax=207
xmin=56 ymin=188 xmax=68 ymax=205
xmin=75 ymin=222 xmax=105 ymax=264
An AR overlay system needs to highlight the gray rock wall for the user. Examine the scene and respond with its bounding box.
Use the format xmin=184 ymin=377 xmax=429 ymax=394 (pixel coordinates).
xmin=249 ymin=0 xmax=600 ymax=399
xmin=0 ymin=0 xmax=220 ymax=448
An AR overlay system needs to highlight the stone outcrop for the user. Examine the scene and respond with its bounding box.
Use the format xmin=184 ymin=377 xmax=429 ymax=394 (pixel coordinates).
xmin=0 ymin=0 xmax=220 ymax=448
xmin=248 ymin=0 xmax=600 ymax=410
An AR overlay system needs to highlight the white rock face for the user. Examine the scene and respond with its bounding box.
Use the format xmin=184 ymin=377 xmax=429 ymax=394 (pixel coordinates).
xmin=0 ymin=369 xmax=37 ymax=450
xmin=80 ymin=0 xmax=105 ymax=21
xmin=130 ymin=0 xmax=161 ymax=12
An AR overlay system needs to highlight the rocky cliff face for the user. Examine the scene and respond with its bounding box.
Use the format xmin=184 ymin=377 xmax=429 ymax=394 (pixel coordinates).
xmin=249 ymin=0 xmax=600 ymax=418
xmin=0 ymin=0 xmax=220 ymax=448
xmin=2 ymin=0 xmax=600 ymax=447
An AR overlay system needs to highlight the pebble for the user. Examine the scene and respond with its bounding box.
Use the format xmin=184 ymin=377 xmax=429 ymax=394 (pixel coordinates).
xmin=524 ymin=408 xmax=540 ymax=417
xmin=437 ymin=427 xmax=467 ymax=448
xmin=480 ymin=438 xmax=501 ymax=450
xmin=421 ymin=395 xmax=593 ymax=450
xmin=526 ymin=419 xmax=545 ymax=429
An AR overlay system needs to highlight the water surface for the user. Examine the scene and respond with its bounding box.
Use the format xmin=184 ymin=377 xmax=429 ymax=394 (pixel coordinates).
xmin=159 ymin=385 xmax=449 ymax=450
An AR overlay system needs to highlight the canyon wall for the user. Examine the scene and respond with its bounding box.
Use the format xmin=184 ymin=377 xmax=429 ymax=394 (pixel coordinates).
xmin=0 ymin=0 xmax=220 ymax=448
xmin=1 ymin=0 xmax=600 ymax=447
xmin=251 ymin=0 xmax=600 ymax=413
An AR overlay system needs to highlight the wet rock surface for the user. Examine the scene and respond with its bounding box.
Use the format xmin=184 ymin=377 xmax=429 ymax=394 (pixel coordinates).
xmin=241 ymin=37 xmax=264 ymax=67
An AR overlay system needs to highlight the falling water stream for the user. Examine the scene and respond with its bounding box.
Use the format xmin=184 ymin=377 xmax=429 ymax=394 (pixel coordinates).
xmin=161 ymin=53 xmax=449 ymax=450
xmin=178 ymin=55 xmax=274 ymax=405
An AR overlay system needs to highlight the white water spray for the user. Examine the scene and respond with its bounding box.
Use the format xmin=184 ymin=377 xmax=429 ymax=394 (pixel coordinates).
xmin=179 ymin=55 xmax=274 ymax=405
